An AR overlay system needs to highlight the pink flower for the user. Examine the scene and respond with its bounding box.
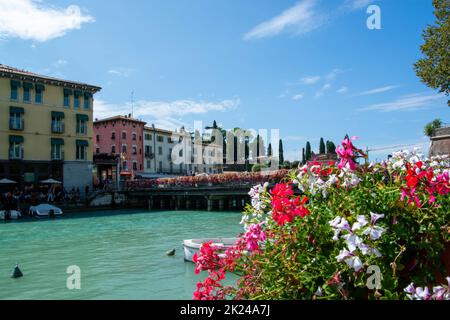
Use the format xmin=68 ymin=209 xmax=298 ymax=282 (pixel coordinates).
xmin=244 ymin=224 xmax=266 ymax=251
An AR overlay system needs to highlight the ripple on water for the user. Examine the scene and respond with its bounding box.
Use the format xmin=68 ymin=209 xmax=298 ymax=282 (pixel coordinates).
xmin=0 ymin=209 xmax=242 ymax=300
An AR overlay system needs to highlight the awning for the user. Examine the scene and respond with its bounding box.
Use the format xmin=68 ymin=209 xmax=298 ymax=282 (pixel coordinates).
xmin=9 ymin=135 xmax=24 ymax=143
xmin=51 ymin=138 xmax=64 ymax=145
xmin=63 ymin=88 xmax=73 ymax=95
xmin=22 ymin=82 xmax=33 ymax=89
xmin=10 ymin=80 xmax=21 ymax=88
xmin=76 ymin=114 xmax=89 ymax=122
xmin=10 ymin=106 xmax=24 ymax=114
xmin=51 ymin=111 xmax=65 ymax=118
xmin=120 ymin=171 xmax=133 ymax=176
xmin=74 ymin=90 xmax=82 ymax=97
xmin=76 ymin=140 xmax=89 ymax=147
xmin=35 ymin=84 xmax=45 ymax=91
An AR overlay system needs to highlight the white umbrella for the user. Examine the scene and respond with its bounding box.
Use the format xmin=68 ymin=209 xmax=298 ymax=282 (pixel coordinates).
xmin=40 ymin=178 xmax=62 ymax=184
xmin=0 ymin=178 xmax=17 ymax=184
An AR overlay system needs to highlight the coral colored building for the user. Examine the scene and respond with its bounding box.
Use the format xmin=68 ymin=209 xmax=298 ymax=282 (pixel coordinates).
xmin=93 ymin=115 xmax=146 ymax=178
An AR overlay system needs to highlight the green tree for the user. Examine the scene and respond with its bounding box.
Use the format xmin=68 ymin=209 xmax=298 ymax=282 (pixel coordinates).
xmin=414 ymin=0 xmax=450 ymax=106
xmin=319 ymin=137 xmax=326 ymax=154
xmin=326 ymin=140 xmax=337 ymax=154
xmin=279 ymin=139 xmax=284 ymax=165
xmin=267 ymin=143 xmax=272 ymax=157
xmin=424 ymin=118 xmax=443 ymax=137
xmin=302 ymin=148 xmax=306 ymax=164
xmin=305 ymin=142 xmax=311 ymax=162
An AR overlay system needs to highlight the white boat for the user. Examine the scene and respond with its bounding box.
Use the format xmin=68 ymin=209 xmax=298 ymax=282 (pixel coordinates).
xmin=0 ymin=210 xmax=21 ymax=220
xmin=183 ymin=238 xmax=238 ymax=262
xmin=29 ymin=204 xmax=63 ymax=217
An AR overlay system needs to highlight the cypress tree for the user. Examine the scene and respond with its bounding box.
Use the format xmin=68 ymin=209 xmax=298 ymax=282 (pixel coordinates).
xmin=319 ymin=137 xmax=326 ymax=154
xmin=279 ymin=139 xmax=284 ymax=165
xmin=305 ymin=142 xmax=311 ymax=161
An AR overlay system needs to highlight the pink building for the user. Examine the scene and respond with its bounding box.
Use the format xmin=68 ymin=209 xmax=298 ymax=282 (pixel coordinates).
xmin=93 ymin=115 xmax=146 ymax=178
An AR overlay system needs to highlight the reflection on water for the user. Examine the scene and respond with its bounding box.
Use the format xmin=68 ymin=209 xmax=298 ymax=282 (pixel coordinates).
xmin=0 ymin=209 xmax=242 ymax=300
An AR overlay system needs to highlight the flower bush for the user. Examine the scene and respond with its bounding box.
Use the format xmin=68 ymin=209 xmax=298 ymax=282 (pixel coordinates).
xmin=193 ymin=136 xmax=450 ymax=300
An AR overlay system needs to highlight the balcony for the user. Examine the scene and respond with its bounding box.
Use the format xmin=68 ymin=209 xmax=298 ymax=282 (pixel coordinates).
xmin=9 ymin=119 xmax=24 ymax=131
xmin=51 ymin=151 xmax=65 ymax=161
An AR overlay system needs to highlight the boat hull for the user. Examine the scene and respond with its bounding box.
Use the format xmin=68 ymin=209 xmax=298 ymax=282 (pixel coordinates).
xmin=183 ymin=238 xmax=238 ymax=262
xmin=29 ymin=204 xmax=63 ymax=217
xmin=0 ymin=210 xmax=21 ymax=220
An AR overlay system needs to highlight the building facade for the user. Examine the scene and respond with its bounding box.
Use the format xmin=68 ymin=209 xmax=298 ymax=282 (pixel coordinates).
xmin=93 ymin=115 xmax=146 ymax=180
xmin=0 ymin=64 xmax=101 ymax=190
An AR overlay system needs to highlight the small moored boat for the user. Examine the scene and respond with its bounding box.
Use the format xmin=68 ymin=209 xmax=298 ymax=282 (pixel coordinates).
xmin=183 ymin=238 xmax=238 ymax=262
xmin=29 ymin=204 xmax=63 ymax=217
xmin=0 ymin=210 xmax=22 ymax=220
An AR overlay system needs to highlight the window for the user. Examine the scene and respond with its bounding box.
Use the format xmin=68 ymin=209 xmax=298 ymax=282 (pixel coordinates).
xmin=76 ymin=142 xmax=88 ymax=160
xmin=63 ymin=89 xmax=71 ymax=108
xmin=132 ymin=146 xmax=137 ymax=155
xmin=122 ymin=131 xmax=127 ymax=139
xmin=51 ymin=112 xmax=65 ymax=133
xmin=133 ymin=161 xmax=137 ymax=171
xmin=122 ymin=144 xmax=127 ymax=153
xmin=51 ymin=139 xmax=64 ymax=160
xmin=35 ymin=84 xmax=44 ymax=104
xmin=180 ymin=164 xmax=183 ymax=173
xmin=9 ymin=136 xmax=24 ymax=160
xmin=159 ymin=161 xmax=162 ymax=172
xmin=83 ymin=93 xmax=91 ymax=110
xmin=10 ymin=81 xmax=19 ymax=100
xmin=168 ymin=137 xmax=174 ymax=143
xmin=111 ymin=145 xmax=116 ymax=154
xmin=146 ymin=160 xmax=151 ymax=169
xmin=74 ymin=91 xmax=81 ymax=108
xmin=96 ymin=135 xmax=100 ymax=142
xmin=9 ymin=108 xmax=24 ymax=130
xmin=145 ymin=133 xmax=152 ymax=140
xmin=158 ymin=146 xmax=162 ymax=155
xmin=132 ymin=133 xmax=137 ymax=141
xmin=145 ymin=146 xmax=152 ymax=157
xmin=157 ymin=135 xmax=164 ymax=142
xmin=23 ymin=87 xmax=30 ymax=102
xmin=111 ymin=132 xmax=116 ymax=140
xmin=122 ymin=161 xmax=128 ymax=171
xmin=96 ymin=147 xmax=100 ymax=154
xmin=76 ymin=115 xmax=88 ymax=135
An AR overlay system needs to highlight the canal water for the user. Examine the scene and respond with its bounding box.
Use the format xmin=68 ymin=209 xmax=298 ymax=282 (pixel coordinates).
xmin=0 ymin=209 xmax=243 ymax=300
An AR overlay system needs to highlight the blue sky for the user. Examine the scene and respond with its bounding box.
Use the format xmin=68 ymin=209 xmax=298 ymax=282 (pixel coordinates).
xmin=0 ymin=0 xmax=448 ymax=161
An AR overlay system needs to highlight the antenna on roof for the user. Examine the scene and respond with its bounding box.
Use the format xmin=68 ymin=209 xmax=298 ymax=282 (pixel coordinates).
xmin=131 ymin=91 xmax=134 ymax=118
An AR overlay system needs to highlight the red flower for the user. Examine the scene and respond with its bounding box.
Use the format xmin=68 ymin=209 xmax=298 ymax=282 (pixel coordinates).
xmin=193 ymin=241 xmax=223 ymax=274
xmin=271 ymin=183 xmax=310 ymax=226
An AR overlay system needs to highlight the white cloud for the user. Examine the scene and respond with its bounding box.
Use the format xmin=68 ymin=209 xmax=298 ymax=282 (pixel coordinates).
xmin=94 ymin=98 xmax=240 ymax=130
xmin=0 ymin=0 xmax=94 ymax=42
xmin=299 ymin=76 xmax=321 ymax=85
xmin=337 ymin=86 xmax=348 ymax=94
xmin=343 ymin=0 xmax=377 ymax=10
xmin=315 ymin=83 xmax=332 ymax=98
xmin=108 ymin=68 xmax=134 ymax=77
xmin=360 ymin=93 xmax=445 ymax=112
xmin=358 ymin=85 xmax=398 ymax=96
xmin=54 ymin=59 xmax=68 ymax=67
xmin=243 ymin=0 xmax=326 ymax=40
xmin=292 ymin=93 xmax=304 ymax=101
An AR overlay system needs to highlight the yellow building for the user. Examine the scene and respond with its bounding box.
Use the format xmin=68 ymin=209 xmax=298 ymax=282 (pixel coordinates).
xmin=0 ymin=64 xmax=101 ymax=191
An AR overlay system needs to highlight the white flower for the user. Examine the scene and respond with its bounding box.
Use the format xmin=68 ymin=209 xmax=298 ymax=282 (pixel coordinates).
xmin=315 ymin=287 xmax=324 ymax=297
xmin=342 ymin=234 xmax=363 ymax=253
xmin=336 ymin=248 xmax=352 ymax=261
xmin=362 ymin=225 xmax=385 ymax=241
xmin=352 ymin=215 xmax=368 ymax=231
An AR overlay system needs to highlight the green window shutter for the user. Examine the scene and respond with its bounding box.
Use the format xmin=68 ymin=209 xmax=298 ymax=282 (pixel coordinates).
xmin=51 ymin=111 xmax=65 ymax=118
xmin=9 ymin=135 xmax=24 ymax=143
xmin=35 ymin=84 xmax=45 ymax=91
xmin=23 ymin=82 xmax=33 ymax=89
xmin=76 ymin=114 xmax=89 ymax=122
xmin=10 ymin=106 xmax=24 ymax=114
xmin=51 ymin=138 xmax=64 ymax=145
xmin=64 ymin=88 xmax=73 ymax=95
xmin=74 ymin=90 xmax=82 ymax=97
xmin=84 ymin=92 xmax=93 ymax=98
xmin=76 ymin=140 xmax=89 ymax=147
xmin=10 ymin=80 xmax=21 ymax=88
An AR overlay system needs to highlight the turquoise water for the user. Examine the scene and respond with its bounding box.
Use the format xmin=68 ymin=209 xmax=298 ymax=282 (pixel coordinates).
xmin=0 ymin=209 xmax=243 ymax=300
